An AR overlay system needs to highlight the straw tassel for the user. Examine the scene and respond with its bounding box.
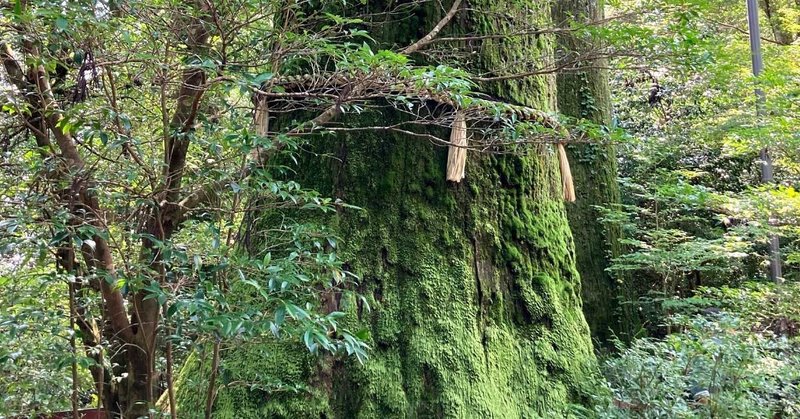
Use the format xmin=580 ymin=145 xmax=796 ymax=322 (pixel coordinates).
xmin=557 ymin=142 xmax=575 ymax=202
xmin=447 ymin=110 xmax=467 ymax=182
xmin=254 ymin=96 xmax=269 ymax=137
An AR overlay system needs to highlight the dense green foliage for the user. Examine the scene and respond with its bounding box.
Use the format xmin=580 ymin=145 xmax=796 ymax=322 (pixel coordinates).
xmin=0 ymin=270 xmax=94 ymax=413
xmin=596 ymin=0 xmax=800 ymax=328
xmin=0 ymin=0 xmax=597 ymax=416
xmin=2 ymin=0 xmax=800 ymax=417
xmin=586 ymin=0 xmax=800 ymax=417
xmin=594 ymin=284 xmax=800 ymax=418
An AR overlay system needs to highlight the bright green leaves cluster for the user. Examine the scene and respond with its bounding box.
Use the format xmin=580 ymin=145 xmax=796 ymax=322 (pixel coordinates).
xmin=591 ymin=0 xmax=800 ymax=414
xmin=599 ymin=176 xmax=754 ymax=281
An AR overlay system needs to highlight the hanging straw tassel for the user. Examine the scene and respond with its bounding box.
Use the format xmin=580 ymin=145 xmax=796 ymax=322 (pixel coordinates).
xmin=557 ymin=142 xmax=576 ymax=202
xmin=447 ymin=110 xmax=467 ymax=182
xmin=254 ymin=96 xmax=269 ymax=137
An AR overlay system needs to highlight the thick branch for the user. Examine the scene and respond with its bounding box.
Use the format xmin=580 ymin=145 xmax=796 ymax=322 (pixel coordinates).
xmin=0 ymin=44 xmax=51 ymax=151
xmin=161 ymin=66 xmax=208 ymax=209
xmin=154 ymin=2 xmax=212 ymax=235
xmin=4 ymin=38 xmax=134 ymax=341
xmin=136 ymin=0 xmax=213 ymax=375
xmin=401 ymin=0 xmax=463 ymax=55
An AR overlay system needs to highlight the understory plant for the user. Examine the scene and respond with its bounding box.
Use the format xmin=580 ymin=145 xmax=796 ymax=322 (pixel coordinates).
xmin=592 ymin=283 xmax=800 ymax=418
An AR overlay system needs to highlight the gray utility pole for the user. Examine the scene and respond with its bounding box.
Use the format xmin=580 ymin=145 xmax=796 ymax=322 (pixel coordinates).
xmin=746 ymin=0 xmax=783 ymax=283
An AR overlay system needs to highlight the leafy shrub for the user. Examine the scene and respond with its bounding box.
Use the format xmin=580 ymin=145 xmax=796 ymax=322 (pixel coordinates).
xmin=592 ymin=285 xmax=800 ymax=418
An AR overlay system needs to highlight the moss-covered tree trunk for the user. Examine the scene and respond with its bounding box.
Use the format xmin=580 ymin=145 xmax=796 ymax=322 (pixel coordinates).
xmin=552 ymin=0 xmax=636 ymax=344
xmin=175 ymin=1 xmax=598 ymax=417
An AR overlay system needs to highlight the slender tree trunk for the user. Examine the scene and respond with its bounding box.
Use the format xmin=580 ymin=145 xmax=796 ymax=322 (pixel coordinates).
xmin=165 ymin=338 xmax=178 ymax=419
xmin=759 ymin=0 xmax=797 ymax=44
xmin=68 ymin=265 xmax=80 ymax=419
xmin=552 ymin=0 xmax=637 ymax=344
xmin=748 ymin=0 xmax=783 ymax=284
xmin=175 ymin=1 xmax=597 ymax=416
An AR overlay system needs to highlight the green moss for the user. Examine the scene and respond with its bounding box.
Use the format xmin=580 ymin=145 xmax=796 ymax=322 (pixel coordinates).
xmin=175 ymin=1 xmax=599 ymax=417
xmin=175 ymin=135 xmax=597 ymax=419
xmin=171 ymin=340 xmax=329 ymax=419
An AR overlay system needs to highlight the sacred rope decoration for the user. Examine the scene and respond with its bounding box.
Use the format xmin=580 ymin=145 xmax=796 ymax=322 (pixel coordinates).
xmin=253 ymin=72 xmax=576 ymax=202
xmin=443 ymin=100 xmax=575 ymax=202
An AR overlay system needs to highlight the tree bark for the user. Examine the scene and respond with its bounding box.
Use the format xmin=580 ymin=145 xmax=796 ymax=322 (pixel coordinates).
xmin=552 ymin=0 xmax=638 ymax=344
xmin=175 ymin=1 xmax=597 ymax=416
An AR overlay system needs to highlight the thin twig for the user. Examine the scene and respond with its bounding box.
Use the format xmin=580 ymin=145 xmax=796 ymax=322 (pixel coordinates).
xmin=204 ymin=338 xmax=222 ymax=419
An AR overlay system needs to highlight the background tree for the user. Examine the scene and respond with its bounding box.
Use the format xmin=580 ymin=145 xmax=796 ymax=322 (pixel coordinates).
xmin=600 ymin=0 xmax=800 ymax=315
xmin=552 ymin=0 xmax=634 ymax=344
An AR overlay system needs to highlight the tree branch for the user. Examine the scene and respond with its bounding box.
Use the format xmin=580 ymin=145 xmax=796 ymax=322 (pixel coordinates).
xmin=0 ymin=44 xmax=52 ymax=152
xmin=2 ymin=37 xmax=134 ymax=342
xmin=401 ymin=0 xmax=463 ymax=55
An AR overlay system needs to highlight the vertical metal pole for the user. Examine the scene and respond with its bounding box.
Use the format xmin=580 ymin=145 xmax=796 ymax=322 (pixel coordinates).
xmin=747 ymin=0 xmax=764 ymax=79
xmin=746 ymin=0 xmax=782 ymax=283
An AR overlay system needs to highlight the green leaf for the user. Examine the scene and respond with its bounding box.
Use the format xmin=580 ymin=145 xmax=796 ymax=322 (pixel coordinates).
xmin=166 ymin=303 xmax=180 ymax=318
xmin=55 ymin=16 xmax=68 ymax=30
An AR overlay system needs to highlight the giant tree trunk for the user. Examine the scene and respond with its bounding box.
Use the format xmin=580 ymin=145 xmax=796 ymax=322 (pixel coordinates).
xmin=174 ymin=1 xmax=597 ymax=416
xmin=552 ymin=0 xmax=637 ymax=344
